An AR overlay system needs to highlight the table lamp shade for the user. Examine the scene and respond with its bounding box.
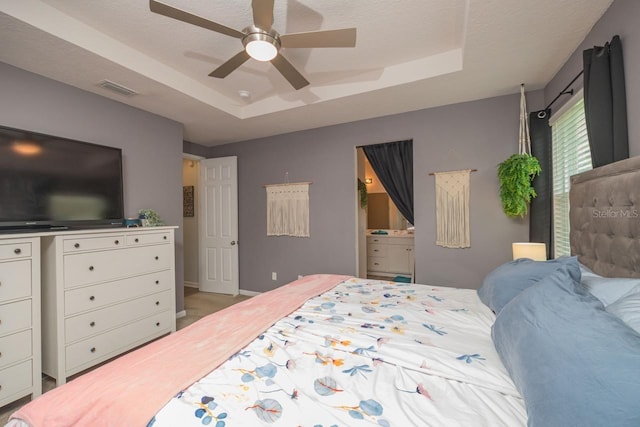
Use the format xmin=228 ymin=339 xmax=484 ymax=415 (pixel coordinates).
xmin=512 ymin=242 xmax=547 ymax=261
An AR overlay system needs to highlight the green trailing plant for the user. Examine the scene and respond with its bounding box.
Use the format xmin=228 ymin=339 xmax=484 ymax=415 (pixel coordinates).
xmin=497 ymin=153 xmax=541 ymax=218
xmin=358 ymin=178 xmax=368 ymax=208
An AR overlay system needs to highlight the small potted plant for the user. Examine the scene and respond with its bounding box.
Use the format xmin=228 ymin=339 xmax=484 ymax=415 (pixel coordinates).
xmin=138 ymin=208 xmax=164 ymax=226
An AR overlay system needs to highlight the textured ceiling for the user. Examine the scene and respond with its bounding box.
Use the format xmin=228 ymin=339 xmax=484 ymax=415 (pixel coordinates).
xmin=0 ymin=0 xmax=613 ymax=146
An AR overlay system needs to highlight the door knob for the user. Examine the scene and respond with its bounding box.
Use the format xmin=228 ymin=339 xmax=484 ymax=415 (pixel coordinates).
xmin=231 ymin=241 xmax=236 ymax=246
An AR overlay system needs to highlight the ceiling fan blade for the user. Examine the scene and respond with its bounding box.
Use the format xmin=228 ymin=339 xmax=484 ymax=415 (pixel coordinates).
xmin=271 ymin=54 xmax=309 ymax=90
xmin=252 ymin=0 xmax=274 ymax=30
xmin=280 ymin=28 xmax=356 ymax=48
xmin=149 ymin=0 xmax=244 ymax=39
xmin=209 ymin=50 xmax=251 ymax=78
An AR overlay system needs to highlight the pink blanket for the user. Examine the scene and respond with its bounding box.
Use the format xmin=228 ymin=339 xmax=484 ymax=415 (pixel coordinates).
xmin=12 ymin=274 xmax=350 ymax=427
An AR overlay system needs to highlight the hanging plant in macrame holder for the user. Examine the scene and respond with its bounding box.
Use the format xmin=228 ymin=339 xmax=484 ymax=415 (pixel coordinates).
xmin=498 ymin=85 xmax=541 ymax=218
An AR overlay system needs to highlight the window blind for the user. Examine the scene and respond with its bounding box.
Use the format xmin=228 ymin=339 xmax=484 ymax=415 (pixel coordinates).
xmin=551 ymin=98 xmax=592 ymax=257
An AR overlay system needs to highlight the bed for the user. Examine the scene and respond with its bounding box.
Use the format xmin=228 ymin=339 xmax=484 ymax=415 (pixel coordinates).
xmin=8 ymin=157 xmax=640 ymax=426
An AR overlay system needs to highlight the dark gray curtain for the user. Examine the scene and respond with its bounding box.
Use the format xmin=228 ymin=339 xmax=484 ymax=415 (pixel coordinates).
xmin=529 ymin=110 xmax=553 ymax=259
xmin=583 ymin=35 xmax=629 ymax=168
xmin=362 ymin=140 xmax=414 ymax=225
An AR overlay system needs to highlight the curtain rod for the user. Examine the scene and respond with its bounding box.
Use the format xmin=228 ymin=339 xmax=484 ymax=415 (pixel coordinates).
xmin=539 ymin=70 xmax=584 ymax=117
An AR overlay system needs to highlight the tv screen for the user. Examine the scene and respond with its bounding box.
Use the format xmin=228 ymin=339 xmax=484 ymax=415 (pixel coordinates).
xmin=0 ymin=125 xmax=124 ymax=230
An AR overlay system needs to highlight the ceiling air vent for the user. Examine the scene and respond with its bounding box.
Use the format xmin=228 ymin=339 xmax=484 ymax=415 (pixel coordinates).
xmin=97 ymin=79 xmax=137 ymax=97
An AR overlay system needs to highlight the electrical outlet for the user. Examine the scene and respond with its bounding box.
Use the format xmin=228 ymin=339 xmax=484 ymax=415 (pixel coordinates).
xmin=272 ymin=272 xmax=277 ymax=280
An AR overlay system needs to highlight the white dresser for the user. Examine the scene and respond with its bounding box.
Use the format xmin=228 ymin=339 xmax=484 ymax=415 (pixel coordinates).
xmin=367 ymin=234 xmax=414 ymax=278
xmin=41 ymin=227 xmax=176 ymax=385
xmin=0 ymin=236 xmax=41 ymax=407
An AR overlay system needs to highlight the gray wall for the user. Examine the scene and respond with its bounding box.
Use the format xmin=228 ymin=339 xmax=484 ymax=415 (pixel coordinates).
xmin=210 ymin=91 xmax=545 ymax=292
xmin=0 ymin=62 xmax=185 ymax=312
xmin=545 ymin=0 xmax=640 ymax=154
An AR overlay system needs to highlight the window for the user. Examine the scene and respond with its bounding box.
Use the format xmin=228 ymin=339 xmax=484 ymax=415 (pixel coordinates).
xmin=551 ymin=96 xmax=592 ymax=257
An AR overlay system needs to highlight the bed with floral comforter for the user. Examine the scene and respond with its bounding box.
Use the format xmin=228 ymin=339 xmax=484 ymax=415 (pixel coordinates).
xmin=149 ymin=277 xmax=525 ymax=426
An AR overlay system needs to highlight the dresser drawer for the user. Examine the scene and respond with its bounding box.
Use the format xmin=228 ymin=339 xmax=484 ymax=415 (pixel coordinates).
xmin=0 ymin=260 xmax=32 ymax=302
xmin=65 ymin=290 xmax=173 ymax=343
xmin=126 ymin=232 xmax=172 ymax=246
xmin=0 ymin=360 xmax=32 ymax=401
xmin=367 ymin=244 xmax=387 ymax=257
xmin=0 ymin=242 xmax=31 ymax=261
xmin=65 ymin=311 xmax=173 ymax=373
xmin=64 ymin=270 xmax=172 ymax=315
xmin=63 ymin=244 xmax=173 ymax=288
xmin=0 ymin=300 xmax=31 ymax=336
xmin=63 ymin=235 xmax=125 ymax=253
xmin=0 ymin=330 xmax=32 ymax=369
xmin=367 ymin=256 xmax=387 ymax=271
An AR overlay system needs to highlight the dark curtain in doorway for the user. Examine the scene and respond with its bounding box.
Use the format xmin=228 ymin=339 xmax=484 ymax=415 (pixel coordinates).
xmin=529 ymin=110 xmax=553 ymax=259
xmin=583 ymin=35 xmax=629 ymax=168
xmin=362 ymin=140 xmax=414 ymax=225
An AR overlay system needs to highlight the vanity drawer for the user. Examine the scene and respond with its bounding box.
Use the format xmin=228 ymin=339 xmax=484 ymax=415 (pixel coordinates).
xmin=65 ymin=311 xmax=172 ymax=373
xmin=64 ymin=270 xmax=172 ymax=315
xmin=0 ymin=260 xmax=32 ymax=302
xmin=63 ymin=244 xmax=173 ymax=288
xmin=367 ymin=244 xmax=387 ymax=257
xmin=63 ymin=235 xmax=125 ymax=253
xmin=65 ymin=290 xmax=173 ymax=343
xmin=0 ymin=330 xmax=32 ymax=369
xmin=126 ymin=232 xmax=172 ymax=246
xmin=367 ymin=256 xmax=387 ymax=271
xmin=0 ymin=300 xmax=32 ymax=336
xmin=0 ymin=360 xmax=32 ymax=401
xmin=0 ymin=242 xmax=31 ymax=261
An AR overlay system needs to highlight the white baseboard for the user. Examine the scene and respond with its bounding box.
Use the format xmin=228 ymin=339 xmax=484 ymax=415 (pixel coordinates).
xmin=175 ymin=310 xmax=186 ymax=319
xmin=184 ymin=281 xmax=199 ymax=288
xmin=239 ymin=289 xmax=261 ymax=297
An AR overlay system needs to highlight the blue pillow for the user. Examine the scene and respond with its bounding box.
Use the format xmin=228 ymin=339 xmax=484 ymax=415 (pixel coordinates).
xmin=477 ymin=256 xmax=580 ymax=314
xmin=606 ymin=288 xmax=640 ymax=334
xmin=492 ymin=266 xmax=640 ymax=427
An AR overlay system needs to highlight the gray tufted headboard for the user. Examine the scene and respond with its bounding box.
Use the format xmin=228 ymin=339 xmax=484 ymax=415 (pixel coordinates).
xmin=570 ymin=156 xmax=640 ymax=278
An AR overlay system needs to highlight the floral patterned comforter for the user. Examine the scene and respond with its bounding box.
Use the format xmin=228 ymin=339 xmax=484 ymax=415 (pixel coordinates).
xmin=149 ymin=278 xmax=526 ymax=427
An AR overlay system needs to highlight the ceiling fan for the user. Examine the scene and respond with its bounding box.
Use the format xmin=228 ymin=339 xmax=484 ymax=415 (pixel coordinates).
xmin=149 ymin=0 xmax=357 ymax=90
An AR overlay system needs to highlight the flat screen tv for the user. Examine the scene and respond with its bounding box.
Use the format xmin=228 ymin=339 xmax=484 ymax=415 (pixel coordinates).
xmin=0 ymin=125 xmax=124 ymax=232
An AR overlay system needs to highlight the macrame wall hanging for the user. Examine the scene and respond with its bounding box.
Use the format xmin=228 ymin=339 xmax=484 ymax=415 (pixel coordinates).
xmin=265 ymin=181 xmax=311 ymax=237
xmin=430 ymin=169 xmax=476 ymax=248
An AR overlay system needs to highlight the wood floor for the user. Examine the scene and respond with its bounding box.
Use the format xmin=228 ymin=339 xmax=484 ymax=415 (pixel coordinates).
xmin=0 ymin=287 xmax=251 ymax=425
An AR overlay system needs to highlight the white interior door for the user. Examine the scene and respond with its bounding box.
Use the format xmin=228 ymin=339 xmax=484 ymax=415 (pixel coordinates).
xmin=198 ymin=156 xmax=239 ymax=295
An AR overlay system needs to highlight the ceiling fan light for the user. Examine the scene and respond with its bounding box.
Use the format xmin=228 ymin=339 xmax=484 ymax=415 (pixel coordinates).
xmin=246 ymin=39 xmax=278 ymax=61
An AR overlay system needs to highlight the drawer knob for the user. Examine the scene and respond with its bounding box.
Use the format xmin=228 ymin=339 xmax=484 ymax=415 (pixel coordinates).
xmin=89 ymin=296 xmax=95 ymax=301
xmin=90 ymin=347 xmax=96 ymax=353
xmin=114 ymin=240 xmax=120 ymax=245
xmin=89 ymin=266 xmax=94 ymax=271
xmin=155 ymin=256 xmax=159 ymax=260
xmin=156 ymin=322 xmax=160 ymax=327
xmin=155 ymin=301 xmax=160 ymax=306
xmin=74 ymin=243 xmax=80 ymax=248
xmin=135 ymin=238 xmax=139 ymax=243
xmin=90 ymin=321 xmax=95 ymax=327
xmin=163 ymin=236 xmax=167 ymax=240
xmin=155 ymin=280 xmax=159 ymax=284
xmin=374 ymin=263 xmax=380 ymax=266
xmin=374 ymin=249 xmax=379 ymax=252
xmin=14 ymin=248 xmax=21 ymax=254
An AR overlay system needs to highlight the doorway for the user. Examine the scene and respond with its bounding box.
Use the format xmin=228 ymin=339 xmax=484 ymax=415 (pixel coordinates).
xmin=182 ymin=154 xmax=203 ymax=289
xmin=355 ymin=145 xmax=415 ymax=282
